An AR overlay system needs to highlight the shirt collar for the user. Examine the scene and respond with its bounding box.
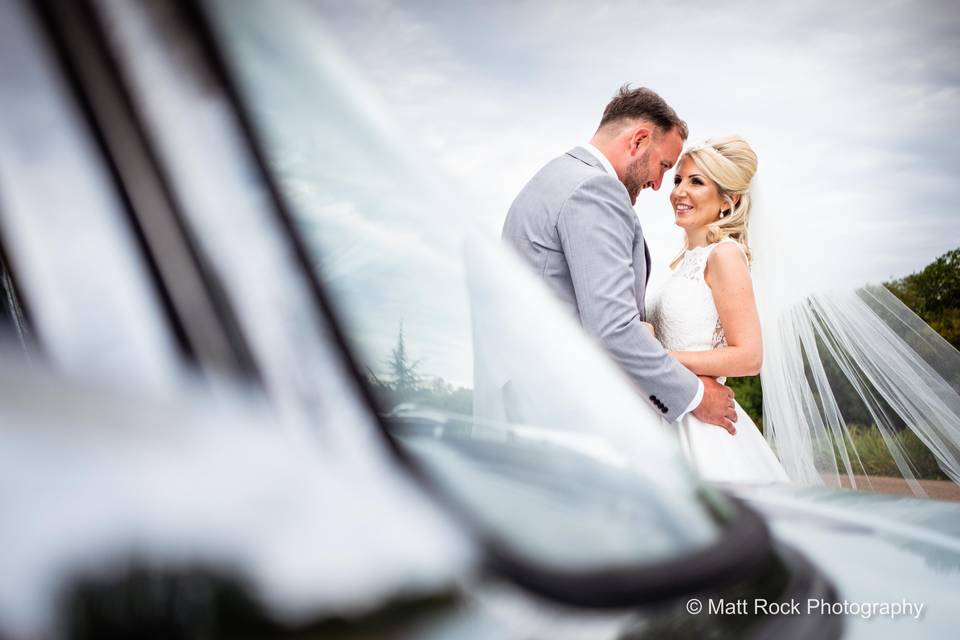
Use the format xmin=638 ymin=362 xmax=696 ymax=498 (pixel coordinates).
xmin=582 ymin=142 xmax=617 ymax=178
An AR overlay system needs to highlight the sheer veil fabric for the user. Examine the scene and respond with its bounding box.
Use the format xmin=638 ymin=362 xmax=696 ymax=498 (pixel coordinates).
xmin=749 ymin=178 xmax=960 ymax=497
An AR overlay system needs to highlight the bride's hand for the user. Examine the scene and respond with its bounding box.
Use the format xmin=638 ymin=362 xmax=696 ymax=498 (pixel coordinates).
xmin=640 ymin=321 xmax=656 ymax=338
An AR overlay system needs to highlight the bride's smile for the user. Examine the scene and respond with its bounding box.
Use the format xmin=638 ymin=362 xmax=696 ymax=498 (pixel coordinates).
xmin=670 ymin=156 xmax=728 ymax=245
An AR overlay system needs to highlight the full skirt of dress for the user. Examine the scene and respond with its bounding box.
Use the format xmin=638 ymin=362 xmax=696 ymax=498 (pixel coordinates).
xmin=674 ymin=401 xmax=790 ymax=484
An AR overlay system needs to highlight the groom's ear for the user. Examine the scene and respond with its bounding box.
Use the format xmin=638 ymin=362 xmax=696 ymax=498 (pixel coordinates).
xmin=630 ymin=125 xmax=653 ymax=154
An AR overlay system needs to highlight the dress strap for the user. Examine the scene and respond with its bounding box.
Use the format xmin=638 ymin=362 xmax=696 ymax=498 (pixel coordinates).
xmin=704 ymin=237 xmax=748 ymax=266
xmin=706 ymin=236 xmax=741 ymax=252
xmin=677 ymin=238 xmax=747 ymax=281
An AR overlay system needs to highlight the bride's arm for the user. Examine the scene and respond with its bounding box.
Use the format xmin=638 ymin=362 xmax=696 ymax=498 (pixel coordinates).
xmin=670 ymin=243 xmax=763 ymax=377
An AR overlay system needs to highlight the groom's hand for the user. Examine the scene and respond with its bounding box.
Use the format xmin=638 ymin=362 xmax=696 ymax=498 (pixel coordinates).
xmin=692 ymin=376 xmax=737 ymax=435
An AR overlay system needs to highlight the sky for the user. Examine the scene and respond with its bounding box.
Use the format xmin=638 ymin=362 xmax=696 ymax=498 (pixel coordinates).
xmin=220 ymin=0 xmax=960 ymax=387
xmin=306 ymin=0 xmax=960 ymax=288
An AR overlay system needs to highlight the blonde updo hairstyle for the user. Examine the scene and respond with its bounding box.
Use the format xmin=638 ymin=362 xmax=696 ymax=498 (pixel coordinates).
xmin=670 ymin=135 xmax=758 ymax=268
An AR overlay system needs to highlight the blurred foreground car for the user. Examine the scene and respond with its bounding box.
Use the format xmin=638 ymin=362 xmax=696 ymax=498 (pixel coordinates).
xmin=0 ymin=0 xmax=958 ymax=638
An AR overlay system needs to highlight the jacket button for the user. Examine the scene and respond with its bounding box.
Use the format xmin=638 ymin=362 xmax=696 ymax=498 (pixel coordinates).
xmin=660 ymin=406 xmax=668 ymax=413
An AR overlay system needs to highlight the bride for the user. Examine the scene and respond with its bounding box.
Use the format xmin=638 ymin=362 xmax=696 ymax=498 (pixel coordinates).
xmin=646 ymin=135 xmax=790 ymax=483
xmin=648 ymin=135 xmax=960 ymax=495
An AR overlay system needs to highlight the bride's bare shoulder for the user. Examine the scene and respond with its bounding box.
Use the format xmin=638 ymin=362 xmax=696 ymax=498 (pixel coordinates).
xmin=705 ymin=240 xmax=751 ymax=286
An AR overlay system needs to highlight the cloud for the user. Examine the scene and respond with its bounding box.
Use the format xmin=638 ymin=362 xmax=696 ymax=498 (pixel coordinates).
xmin=221 ymin=0 xmax=959 ymax=386
xmin=308 ymin=0 xmax=960 ymax=286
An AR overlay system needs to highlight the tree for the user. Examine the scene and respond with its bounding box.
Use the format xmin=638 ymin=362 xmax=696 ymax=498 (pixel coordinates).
xmin=386 ymin=322 xmax=421 ymax=396
xmin=374 ymin=323 xmax=473 ymax=415
xmin=884 ymin=247 xmax=960 ymax=349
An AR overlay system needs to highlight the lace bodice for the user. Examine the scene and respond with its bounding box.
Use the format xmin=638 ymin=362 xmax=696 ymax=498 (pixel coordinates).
xmin=647 ymin=238 xmax=745 ymax=353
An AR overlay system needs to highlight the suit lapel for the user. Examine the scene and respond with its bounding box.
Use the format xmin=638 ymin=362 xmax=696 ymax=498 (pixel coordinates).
xmin=643 ymin=240 xmax=651 ymax=285
xmin=571 ymin=145 xmax=652 ymax=284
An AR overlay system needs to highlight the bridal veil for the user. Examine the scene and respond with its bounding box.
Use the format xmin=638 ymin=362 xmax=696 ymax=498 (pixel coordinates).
xmin=749 ymin=175 xmax=960 ymax=497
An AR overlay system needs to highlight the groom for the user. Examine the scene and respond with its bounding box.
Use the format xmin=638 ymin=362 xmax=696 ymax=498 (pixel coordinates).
xmin=502 ymin=85 xmax=736 ymax=432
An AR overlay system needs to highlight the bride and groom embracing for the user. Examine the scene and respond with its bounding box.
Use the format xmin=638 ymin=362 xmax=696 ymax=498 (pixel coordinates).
xmin=502 ymin=85 xmax=794 ymax=484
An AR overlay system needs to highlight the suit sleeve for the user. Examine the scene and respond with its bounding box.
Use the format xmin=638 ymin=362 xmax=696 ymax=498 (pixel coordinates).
xmin=557 ymin=175 xmax=700 ymax=421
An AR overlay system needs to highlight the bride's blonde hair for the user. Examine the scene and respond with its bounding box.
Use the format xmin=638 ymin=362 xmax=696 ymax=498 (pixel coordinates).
xmin=670 ymin=135 xmax=758 ymax=268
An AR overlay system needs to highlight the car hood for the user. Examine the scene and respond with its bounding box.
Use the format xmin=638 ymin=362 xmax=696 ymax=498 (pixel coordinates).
xmin=731 ymin=483 xmax=960 ymax=639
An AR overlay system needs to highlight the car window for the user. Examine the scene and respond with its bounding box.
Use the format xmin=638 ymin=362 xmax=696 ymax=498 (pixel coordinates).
xmin=0 ymin=0 xmax=183 ymax=390
xmin=206 ymin=0 xmax=733 ymax=573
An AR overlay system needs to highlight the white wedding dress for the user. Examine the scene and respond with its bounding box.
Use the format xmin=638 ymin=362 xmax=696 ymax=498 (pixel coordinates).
xmin=648 ymin=238 xmax=790 ymax=484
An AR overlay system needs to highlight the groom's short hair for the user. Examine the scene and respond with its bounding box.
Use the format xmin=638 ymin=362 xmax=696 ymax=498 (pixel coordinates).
xmin=598 ymin=85 xmax=688 ymax=139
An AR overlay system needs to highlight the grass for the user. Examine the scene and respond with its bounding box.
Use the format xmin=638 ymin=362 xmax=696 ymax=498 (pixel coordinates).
xmin=835 ymin=426 xmax=949 ymax=481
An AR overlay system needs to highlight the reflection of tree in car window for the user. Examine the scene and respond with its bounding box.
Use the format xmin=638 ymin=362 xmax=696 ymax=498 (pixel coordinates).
xmin=368 ymin=322 xmax=473 ymax=414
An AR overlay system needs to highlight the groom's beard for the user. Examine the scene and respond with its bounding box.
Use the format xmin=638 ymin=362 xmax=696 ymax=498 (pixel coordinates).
xmin=623 ymin=150 xmax=652 ymax=205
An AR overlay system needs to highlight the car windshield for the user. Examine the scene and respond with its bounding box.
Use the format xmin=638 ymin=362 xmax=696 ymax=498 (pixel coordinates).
xmin=207 ymin=0 xmax=732 ymax=571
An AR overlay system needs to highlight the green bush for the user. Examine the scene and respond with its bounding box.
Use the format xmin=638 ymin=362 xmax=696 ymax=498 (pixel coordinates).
xmin=728 ymin=375 xmax=762 ymax=427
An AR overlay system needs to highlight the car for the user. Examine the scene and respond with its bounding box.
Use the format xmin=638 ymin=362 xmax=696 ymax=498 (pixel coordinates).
xmin=0 ymin=0 xmax=957 ymax=638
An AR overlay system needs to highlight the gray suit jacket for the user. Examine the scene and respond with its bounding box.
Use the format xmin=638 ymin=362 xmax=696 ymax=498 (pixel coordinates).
xmin=502 ymin=146 xmax=700 ymax=421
